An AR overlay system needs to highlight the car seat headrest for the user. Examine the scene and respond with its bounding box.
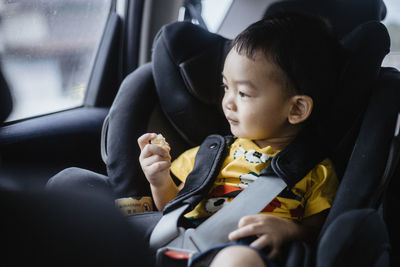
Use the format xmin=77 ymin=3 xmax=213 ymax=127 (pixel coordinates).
xmin=264 ymin=0 xmax=387 ymax=38
xmin=270 ymin=21 xmax=390 ymax=187
xmin=0 ymin=69 xmax=13 ymax=124
xmin=152 ymin=22 xmax=231 ymax=146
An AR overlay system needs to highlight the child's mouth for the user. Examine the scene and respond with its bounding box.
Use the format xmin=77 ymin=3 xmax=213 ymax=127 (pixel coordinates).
xmin=226 ymin=117 xmax=238 ymax=125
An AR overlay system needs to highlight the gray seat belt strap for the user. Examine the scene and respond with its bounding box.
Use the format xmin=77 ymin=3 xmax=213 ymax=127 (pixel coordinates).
xmin=150 ymin=204 xmax=190 ymax=249
xmin=187 ymin=175 xmax=287 ymax=251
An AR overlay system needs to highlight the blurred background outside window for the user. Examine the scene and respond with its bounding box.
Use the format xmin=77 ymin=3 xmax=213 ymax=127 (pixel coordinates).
xmin=382 ymin=0 xmax=400 ymax=70
xmin=0 ymin=0 xmax=112 ymax=122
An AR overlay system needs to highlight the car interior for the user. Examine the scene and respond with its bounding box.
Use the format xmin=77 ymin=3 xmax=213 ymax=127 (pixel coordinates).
xmin=1 ymin=0 xmax=400 ymax=266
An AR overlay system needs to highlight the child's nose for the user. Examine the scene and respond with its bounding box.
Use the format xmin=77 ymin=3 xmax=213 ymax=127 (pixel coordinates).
xmin=223 ymin=94 xmax=236 ymax=111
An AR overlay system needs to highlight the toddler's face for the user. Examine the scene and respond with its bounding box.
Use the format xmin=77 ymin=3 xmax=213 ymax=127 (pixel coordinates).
xmin=222 ymin=49 xmax=294 ymax=146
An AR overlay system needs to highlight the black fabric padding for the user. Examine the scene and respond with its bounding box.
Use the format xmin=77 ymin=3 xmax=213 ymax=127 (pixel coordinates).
xmin=284 ymin=242 xmax=312 ymax=267
xmin=267 ymin=22 xmax=390 ymax=188
xmin=0 ymin=70 xmax=13 ymax=124
xmin=46 ymin=167 xmax=113 ymax=196
xmin=328 ymin=21 xmax=390 ymax=177
xmin=178 ymin=40 xmax=232 ymax=105
xmin=152 ymin=22 xmax=230 ymax=146
xmin=317 ymin=209 xmax=390 ymax=267
xmin=163 ymin=135 xmax=229 ymax=214
xmin=106 ymin=63 xmax=157 ymax=197
xmin=126 ymin=211 xmax=163 ymax=261
xmin=323 ymin=67 xmax=400 ymax=232
xmin=265 ymin=0 xmax=387 ymax=39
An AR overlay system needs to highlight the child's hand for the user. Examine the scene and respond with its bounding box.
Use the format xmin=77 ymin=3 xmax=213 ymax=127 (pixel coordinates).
xmin=228 ymin=214 xmax=299 ymax=259
xmin=138 ymin=133 xmax=171 ymax=188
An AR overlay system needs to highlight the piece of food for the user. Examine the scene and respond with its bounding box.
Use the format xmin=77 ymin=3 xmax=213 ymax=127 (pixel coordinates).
xmin=151 ymin=133 xmax=168 ymax=148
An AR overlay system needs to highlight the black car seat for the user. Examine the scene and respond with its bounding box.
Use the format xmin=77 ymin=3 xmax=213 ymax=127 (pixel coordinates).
xmin=46 ymin=2 xmax=397 ymax=267
xmin=265 ymin=0 xmax=387 ymax=40
xmin=151 ymin=20 xmax=394 ymax=267
xmin=265 ymin=0 xmax=399 ymax=266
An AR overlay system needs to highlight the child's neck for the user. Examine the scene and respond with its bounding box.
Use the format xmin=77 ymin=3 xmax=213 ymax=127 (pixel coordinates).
xmin=253 ymin=125 xmax=302 ymax=150
xmin=254 ymin=136 xmax=295 ymax=151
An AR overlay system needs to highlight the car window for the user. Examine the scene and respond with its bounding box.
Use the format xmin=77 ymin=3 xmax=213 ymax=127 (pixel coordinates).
xmin=382 ymin=0 xmax=400 ymax=70
xmin=0 ymin=0 xmax=112 ymax=122
xmin=201 ymin=0 xmax=233 ymax=32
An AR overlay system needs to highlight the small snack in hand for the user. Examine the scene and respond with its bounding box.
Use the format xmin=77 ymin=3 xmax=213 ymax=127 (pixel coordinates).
xmin=151 ymin=133 xmax=168 ymax=148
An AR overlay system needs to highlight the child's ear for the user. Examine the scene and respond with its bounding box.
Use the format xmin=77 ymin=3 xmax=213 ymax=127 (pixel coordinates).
xmin=288 ymin=95 xmax=313 ymax=124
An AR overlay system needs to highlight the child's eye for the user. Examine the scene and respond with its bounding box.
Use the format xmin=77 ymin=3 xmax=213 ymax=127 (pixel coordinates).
xmin=239 ymin=91 xmax=249 ymax=98
xmin=221 ymin=83 xmax=228 ymax=91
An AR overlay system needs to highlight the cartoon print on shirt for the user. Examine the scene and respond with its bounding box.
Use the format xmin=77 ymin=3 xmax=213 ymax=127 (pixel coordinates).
xmin=204 ymin=145 xmax=287 ymax=214
xmin=233 ymin=146 xmax=246 ymax=159
xmin=233 ymin=146 xmax=271 ymax=163
xmin=205 ymin=197 xmax=230 ymax=213
xmin=204 ymin=184 xmax=242 ymax=213
xmin=262 ymin=197 xmax=281 ymax=212
xmin=238 ymin=172 xmax=259 ymax=188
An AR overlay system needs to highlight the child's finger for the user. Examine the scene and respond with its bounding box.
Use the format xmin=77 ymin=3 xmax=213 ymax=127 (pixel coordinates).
xmin=250 ymin=234 xmax=270 ymax=249
xmin=228 ymin=223 xmax=263 ymax=241
xmin=237 ymin=215 xmax=259 ymax=228
xmin=140 ymin=143 xmax=170 ymax=160
xmin=147 ymin=144 xmax=170 ymax=158
xmin=250 ymin=235 xmax=279 ymax=259
xmin=146 ymin=161 xmax=171 ymax=176
xmin=138 ymin=133 xmax=157 ymax=150
xmin=141 ymin=154 xmax=170 ymax=168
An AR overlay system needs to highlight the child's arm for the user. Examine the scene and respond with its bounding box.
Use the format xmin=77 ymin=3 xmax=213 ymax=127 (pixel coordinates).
xmin=228 ymin=211 xmax=328 ymax=260
xmin=138 ymin=133 xmax=183 ymax=211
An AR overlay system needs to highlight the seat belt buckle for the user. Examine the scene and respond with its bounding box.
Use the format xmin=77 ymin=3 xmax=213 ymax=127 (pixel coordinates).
xmin=156 ymin=247 xmax=198 ymax=267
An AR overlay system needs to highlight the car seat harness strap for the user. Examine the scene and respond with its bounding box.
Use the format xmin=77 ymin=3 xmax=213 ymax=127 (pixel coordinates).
xmin=163 ymin=135 xmax=235 ymax=214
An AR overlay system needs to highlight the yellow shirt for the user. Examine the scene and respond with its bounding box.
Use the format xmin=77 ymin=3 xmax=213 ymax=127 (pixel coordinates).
xmin=171 ymin=138 xmax=338 ymax=222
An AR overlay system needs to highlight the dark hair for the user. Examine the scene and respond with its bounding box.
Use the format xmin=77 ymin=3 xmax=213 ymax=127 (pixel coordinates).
xmin=231 ymin=12 xmax=345 ymax=122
